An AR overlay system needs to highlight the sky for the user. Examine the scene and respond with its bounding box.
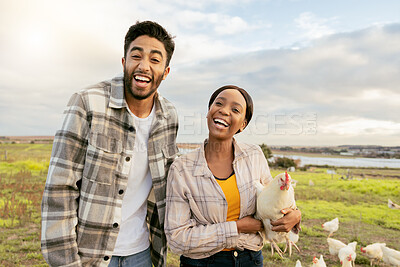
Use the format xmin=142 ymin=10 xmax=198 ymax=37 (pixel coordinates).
xmin=0 ymin=0 xmax=399 ymax=146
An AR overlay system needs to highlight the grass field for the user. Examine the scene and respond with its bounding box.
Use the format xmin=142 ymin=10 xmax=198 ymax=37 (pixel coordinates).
xmin=1 ymin=143 xmax=399 ymax=266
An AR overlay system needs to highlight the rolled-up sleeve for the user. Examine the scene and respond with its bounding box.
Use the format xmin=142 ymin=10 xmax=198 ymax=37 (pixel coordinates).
xmin=165 ymin=164 xmax=239 ymax=258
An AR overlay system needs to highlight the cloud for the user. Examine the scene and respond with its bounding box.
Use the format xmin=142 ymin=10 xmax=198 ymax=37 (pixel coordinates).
xmin=294 ymin=12 xmax=336 ymax=40
xmin=167 ymin=23 xmax=400 ymax=145
xmin=167 ymin=9 xmax=266 ymax=65
xmin=176 ymin=11 xmax=253 ymax=36
xmin=1 ymin=1 xmax=399 ymax=146
xmin=321 ymin=117 xmax=400 ymax=136
xmin=163 ymin=0 xmax=255 ymax=10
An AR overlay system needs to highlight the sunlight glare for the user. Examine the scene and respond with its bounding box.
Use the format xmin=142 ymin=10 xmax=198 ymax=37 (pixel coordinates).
xmin=21 ymin=27 xmax=49 ymax=56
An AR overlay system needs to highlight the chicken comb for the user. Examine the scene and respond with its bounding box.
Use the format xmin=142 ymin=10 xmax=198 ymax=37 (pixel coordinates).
xmin=279 ymin=171 xmax=291 ymax=190
xmin=312 ymin=256 xmax=318 ymax=263
xmin=285 ymin=171 xmax=290 ymax=182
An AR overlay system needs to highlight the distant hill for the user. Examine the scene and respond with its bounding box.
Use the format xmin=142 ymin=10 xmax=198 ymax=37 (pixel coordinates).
xmin=0 ymin=136 xmax=54 ymax=144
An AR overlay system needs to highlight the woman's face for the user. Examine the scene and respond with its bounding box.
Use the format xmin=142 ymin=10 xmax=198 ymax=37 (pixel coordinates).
xmin=207 ymin=89 xmax=247 ymax=140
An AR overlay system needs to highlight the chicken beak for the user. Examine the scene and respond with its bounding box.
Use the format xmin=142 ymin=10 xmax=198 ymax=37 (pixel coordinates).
xmin=348 ymin=255 xmax=352 ymax=261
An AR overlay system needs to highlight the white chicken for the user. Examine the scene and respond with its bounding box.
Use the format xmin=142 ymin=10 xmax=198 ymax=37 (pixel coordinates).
xmin=327 ymin=237 xmax=346 ymax=255
xmin=322 ymin=217 xmax=339 ymax=237
xmin=381 ymin=245 xmax=400 ymax=266
xmin=295 ymin=259 xmax=302 ymax=267
xmin=311 ymin=255 xmax=327 ymax=267
xmin=319 ymin=255 xmax=327 ymax=267
xmin=348 ymin=241 xmax=357 ymax=251
xmin=338 ymin=242 xmax=357 ymax=267
xmin=388 ymin=199 xmax=400 ymax=210
xmin=360 ymin=243 xmax=386 ymax=266
xmin=278 ymin=229 xmax=300 ymax=257
xmin=286 ymin=230 xmax=299 ymax=254
xmin=255 ymin=171 xmax=299 ymax=258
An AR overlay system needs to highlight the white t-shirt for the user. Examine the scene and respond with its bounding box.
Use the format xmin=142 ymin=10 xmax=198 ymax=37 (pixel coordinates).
xmin=113 ymin=106 xmax=155 ymax=256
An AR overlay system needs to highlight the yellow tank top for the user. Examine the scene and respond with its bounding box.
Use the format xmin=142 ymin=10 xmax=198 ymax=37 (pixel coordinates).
xmin=215 ymin=173 xmax=240 ymax=251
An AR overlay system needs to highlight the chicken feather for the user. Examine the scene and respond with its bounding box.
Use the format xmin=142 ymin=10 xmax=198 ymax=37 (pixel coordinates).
xmin=322 ymin=217 xmax=339 ymax=237
xmin=338 ymin=242 xmax=357 ymax=267
xmin=255 ymin=172 xmax=298 ymax=258
xmin=381 ymin=245 xmax=400 ymax=266
xmin=327 ymin=237 xmax=346 ymax=255
xmin=360 ymin=243 xmax=386 ymax=266
xmin=312 ymin=255 xmax=327 ymax=267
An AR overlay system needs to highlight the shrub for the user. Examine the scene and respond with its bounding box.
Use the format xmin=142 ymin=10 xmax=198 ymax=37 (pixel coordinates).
xmin=272 ymin=156 xmax=297 ymax=169
xmin=259 ymin=143 xmax=273 ymax=163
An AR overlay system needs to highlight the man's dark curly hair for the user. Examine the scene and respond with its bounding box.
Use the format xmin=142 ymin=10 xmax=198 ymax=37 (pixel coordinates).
xmin=124 ymin=21 xmax=175 ymax=67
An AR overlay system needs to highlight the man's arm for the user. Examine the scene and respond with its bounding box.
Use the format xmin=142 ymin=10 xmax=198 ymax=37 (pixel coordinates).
xmin=41 ymin=93 xmax=89 ymax=266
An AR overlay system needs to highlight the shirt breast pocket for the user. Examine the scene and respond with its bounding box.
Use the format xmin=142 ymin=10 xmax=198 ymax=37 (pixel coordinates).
xmin=162 ymin=143 xmax=179 ymax=166
xmin=83 ymin=132 xmax=122 ymax=185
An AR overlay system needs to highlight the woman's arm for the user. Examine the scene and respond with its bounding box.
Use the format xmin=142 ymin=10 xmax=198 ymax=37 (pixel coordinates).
xmin=270 ymin=208 xmax=301 ymax=233
xmin=236 ymin=215 xmax=263 ymax=233
xmin=165 ymin=164 xmax=239 ymax=255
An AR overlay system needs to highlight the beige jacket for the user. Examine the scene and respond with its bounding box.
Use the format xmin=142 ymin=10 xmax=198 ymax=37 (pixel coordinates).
xmin=165 ymin=139 xmax=272 ymax=259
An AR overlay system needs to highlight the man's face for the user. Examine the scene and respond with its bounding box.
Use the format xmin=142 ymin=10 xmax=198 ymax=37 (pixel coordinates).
xmin=122 ymin=35 xmax=170 ymax=101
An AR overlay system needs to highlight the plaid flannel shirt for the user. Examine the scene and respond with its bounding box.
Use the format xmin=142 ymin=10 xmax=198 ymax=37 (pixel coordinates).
xmin=165 ymin=139 xmax=272 ymax=259
xmin=41 ymin=75 xmax=178 ymax=267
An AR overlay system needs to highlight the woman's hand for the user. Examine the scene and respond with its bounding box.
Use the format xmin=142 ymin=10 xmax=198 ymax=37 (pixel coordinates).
xmin=236 ymin=216 xmax=263 ymax=233
xmin=270 ymin=208 xmax=301 ymax=233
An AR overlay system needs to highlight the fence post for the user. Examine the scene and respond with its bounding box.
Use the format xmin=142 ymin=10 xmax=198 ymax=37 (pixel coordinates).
xmin=4 ymin=150 xmax=7 ymax=160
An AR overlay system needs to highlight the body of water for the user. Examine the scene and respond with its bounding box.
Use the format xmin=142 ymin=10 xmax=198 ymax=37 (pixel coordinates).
xmin=274 ymin=154 xmax=400 ymax=169
xmin=178 ymin=148 xmax=400 ymax=168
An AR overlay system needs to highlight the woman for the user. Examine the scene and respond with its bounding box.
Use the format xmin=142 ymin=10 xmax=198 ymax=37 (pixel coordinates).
xmin=165 ymin=85 xmax=301 ymax=266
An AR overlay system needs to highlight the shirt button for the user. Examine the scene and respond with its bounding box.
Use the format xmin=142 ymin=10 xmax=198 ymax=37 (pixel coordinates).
xmin=128 ymin=126 xmax=134 ymax=132
xmin=119 ymin=189 xmax=124 ymax=195
xmin=113 ymin=223 xmax=119 ymax=228
xmin=233 ymin=251 xmax=238 ymax=257
xmin=104 ymin=256 xmax=109 ymax=261
xmin=125 ymin=157 xmax=130 ymax=162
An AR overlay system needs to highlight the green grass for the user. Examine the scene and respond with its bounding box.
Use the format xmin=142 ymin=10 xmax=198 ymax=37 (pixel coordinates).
xmin=1 ymin=144 xmax=400 ymax=266
xmin=0 ymin=144 xmax=49 ymax=265
xmin=299 ymin=200 xmax=400 ymax=230
xmin=0 ymin=143 xmax=52 ymax=165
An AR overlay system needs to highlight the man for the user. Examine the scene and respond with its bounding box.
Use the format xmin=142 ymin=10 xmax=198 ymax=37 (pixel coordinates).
xmin=41 ymin=21 xmax=178 ymax=267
